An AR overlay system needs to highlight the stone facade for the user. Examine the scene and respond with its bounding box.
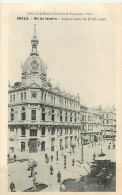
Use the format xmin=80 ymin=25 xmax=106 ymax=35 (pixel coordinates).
xmin=8 ymin=29 xmax=81 ymax=156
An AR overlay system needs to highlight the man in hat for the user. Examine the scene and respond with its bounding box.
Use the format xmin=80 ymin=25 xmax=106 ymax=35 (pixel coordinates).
xmin=10 ymin=182 xmax=16 ymax=192
xmin=57 ymin=171 xmax=61 ymax=183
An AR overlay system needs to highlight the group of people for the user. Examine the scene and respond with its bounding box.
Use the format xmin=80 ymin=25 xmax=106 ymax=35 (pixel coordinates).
xmin=108 ymin=142 xmax=115 ymax=150
xmin=50 ymin=165 xmax=62 ymax=183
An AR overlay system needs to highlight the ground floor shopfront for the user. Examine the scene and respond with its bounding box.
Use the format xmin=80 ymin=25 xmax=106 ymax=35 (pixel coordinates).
xmin=8 ymin=124 xmax=82 ymax=156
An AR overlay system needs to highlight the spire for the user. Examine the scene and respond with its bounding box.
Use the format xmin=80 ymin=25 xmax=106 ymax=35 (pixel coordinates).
xmin=34 ymin=24 xmax=36 ymax=36
xmin=30 ymin=24 xmax=39 ymax=56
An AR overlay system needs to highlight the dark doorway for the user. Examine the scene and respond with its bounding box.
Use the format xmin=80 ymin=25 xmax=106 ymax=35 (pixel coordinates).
xmin=21 ymin=142 xmax=25 ymax=152
xmin=29 ymin=139 xmax=38 ymax=153
xmin=41 ymin=141 xmax=45 ymax=151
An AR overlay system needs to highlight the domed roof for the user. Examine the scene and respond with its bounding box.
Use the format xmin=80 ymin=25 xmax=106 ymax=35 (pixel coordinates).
xmin=22 ymin=55 xmax=46 ymax=75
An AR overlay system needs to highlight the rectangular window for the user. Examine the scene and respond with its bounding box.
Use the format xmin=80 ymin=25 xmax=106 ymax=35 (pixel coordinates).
xmin=51 ymin=127 xmax=55 ymax=135
xmin=44 ymin=94 xmax=46 ymax=101
xmin=70 ymin=128 xmax=72 ymax=134
xmin=21 ymin=113 xmax=26 ymax=120
xmin=10 ymin=95 xmax=12 ymax=102
xmin=65 ymin=137 xmax=68 ymax=148
xmin=30 ymin=129 xmax=37 ymax=136
xmin=42 ymin=127 xmax=45 ymax=135
xmin=51 ymin=138 xmax=55 ymax=151
xmin=51 ymin=114 xmax=55 ymax=121
xmin=21 ymin=128 xmax=26 ymax=136
xmin=31 ymin=110 xmax=36 ymax=120
xmin=41 ymin=92 xmax=44 ymax=101
xmin=11 ymin=113 xmax=14 ymax=121
xmin=24 ymin=92 xmax=26 ymax=100
xmin=60 ymin=128 xmax=62 ymax=135
xmin=60 ymin=139 xmax=63 ymax=150
xmin=13 ymin=94 xmax=15 ymax=102
xmin=21 ymin=93 xmax=23 ymax=100
xmin=60 ymin=116 xmax=62 ymax=122
xmin=65 ymin=128 xmax=68 ymax=134
xmin=41 ymin=141 xmax=45 ymax=151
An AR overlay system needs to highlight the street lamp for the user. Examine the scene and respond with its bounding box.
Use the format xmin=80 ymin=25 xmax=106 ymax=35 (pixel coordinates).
xmin=81 ymin=134 xmax=84 ymax=164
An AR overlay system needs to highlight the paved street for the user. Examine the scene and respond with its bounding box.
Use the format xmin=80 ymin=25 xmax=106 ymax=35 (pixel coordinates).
xmin=8 ymin=140 xmax=115 ymax=192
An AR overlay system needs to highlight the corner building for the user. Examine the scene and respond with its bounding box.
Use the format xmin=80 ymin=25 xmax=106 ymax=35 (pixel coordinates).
xmin=8 ymin=30 xmax=81 ymax=156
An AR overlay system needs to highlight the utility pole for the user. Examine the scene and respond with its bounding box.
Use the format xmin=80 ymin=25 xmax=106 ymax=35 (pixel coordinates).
xmin=81 ymin=134 xmax=84 ymax=164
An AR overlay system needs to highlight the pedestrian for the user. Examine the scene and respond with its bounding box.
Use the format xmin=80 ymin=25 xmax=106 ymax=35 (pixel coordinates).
xmin=108 ymin=143 xmax=110 ymax=150
xmin=14 ymin=154 xmax=16 ymax=161
xmin=72 ymin=145 xmax=74 ymax=153
xmin=7 ymin=153 xmax=10 ymax=161
xmin=50 ymin=165 xmax=53 ymax=175
xmin=113 ymin=143 xmax=115 ymax=149
xmin=56 ymin=151 xmax=58 ymax=161
xmin=30 ymin=166 xmax=33 ymax=177
xmin=93 ymin=153 xmax=96 ymax=162
xmin=57 ymin=171 xmax=61 ymax=183
xmin=64 ymin=155 xmax=66 ymax=169
xmin=51 ymin=155 xmax=53 ymax=162
xmin=28 ymin=160 xmax=31 ymax=170
xmin=45 ymin=153 xmax=47 ymax=159
xmin=72 ymin=158 xmax=75 ymax=166
xmin=10 ymin=182 xmax=15 ymax=192
xmin=46 ymin=156 xmax=49 ymax=164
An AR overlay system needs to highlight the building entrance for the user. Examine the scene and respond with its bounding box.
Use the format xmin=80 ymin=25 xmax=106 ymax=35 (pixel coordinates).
xmin=29 ymin=138 xmax=38 ymax=153
xmin=21 ymin=142 xmax=25 ymax=152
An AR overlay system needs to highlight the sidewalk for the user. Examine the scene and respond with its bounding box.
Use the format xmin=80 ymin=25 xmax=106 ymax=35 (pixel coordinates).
xmin=8 ymin=140 xmax=115 ymax=192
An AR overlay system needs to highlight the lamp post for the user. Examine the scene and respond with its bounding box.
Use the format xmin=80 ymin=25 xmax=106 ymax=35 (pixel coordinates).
xmin=81 ymin=134 xmax=84 ymax=164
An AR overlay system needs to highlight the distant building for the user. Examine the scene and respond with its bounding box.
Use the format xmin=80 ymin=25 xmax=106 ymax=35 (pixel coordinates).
xmin=80 ymin=105 xmax=103 ymax=145
xmin=101 ymin=106 xmax=116 ymax=139
xmin=80 ymin=105 xmax=116 ymax=143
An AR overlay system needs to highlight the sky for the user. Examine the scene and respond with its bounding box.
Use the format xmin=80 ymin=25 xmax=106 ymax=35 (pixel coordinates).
xmin=8 ymin=8 xmax=116 ymax=108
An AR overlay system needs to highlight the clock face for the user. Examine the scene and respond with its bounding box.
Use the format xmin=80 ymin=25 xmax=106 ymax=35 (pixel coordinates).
xmin=31 ymin=92 xmax=37 ymax=98
xmin=31 ymin=61 xmax=38 ymax=70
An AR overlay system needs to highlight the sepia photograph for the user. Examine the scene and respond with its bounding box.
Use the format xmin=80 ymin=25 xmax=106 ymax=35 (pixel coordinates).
xmin=1 ymin=3 xmax=120 ymax=193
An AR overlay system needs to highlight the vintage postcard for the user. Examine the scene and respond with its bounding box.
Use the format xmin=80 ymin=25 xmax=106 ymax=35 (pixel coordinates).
xmin=0 ymin=3 xmax=122 ymax=194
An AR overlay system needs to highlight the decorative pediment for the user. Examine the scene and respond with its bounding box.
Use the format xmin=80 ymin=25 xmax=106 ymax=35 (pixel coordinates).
xmin=28 ymin=82 xmax=41 ymax=89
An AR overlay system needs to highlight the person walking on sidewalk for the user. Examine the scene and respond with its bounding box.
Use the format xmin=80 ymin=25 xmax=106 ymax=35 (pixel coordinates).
xmin=93 ymin=153 xmax=96 ymax=162
xmin=57 ymin=171 xmax=61 ymax=183
xmin=50 ymin=165 xmax=53 ymax=175
xmin=10 ymin=182 xmax=16 ymax=192
xmin=14 ymin=154 xmax=16 ymax=161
